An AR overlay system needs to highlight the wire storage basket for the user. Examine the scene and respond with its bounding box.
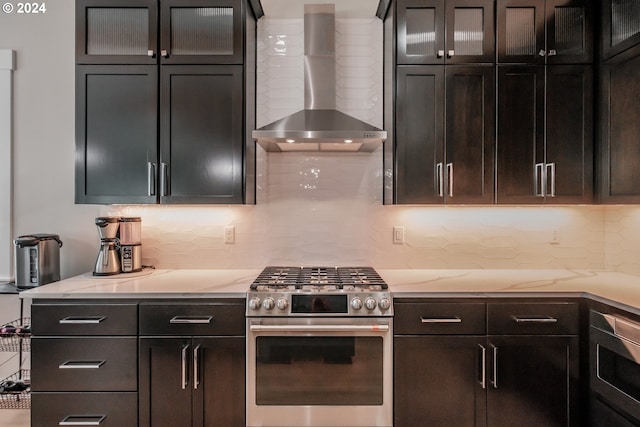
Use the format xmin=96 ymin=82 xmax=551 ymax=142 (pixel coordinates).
xmin=0 ymin=318 xmax=31 ymax=352
xmin=0 ymin=369 xmax=30 ymax=409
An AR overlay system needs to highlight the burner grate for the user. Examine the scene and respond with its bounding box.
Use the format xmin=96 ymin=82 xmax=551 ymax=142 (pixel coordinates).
xmin=251 ymin=266 xmax=387 ymax=290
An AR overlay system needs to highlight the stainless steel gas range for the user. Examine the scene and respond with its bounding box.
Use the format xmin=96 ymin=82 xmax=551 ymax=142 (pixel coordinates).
xmin=246 ymin=266 xmax=393 ymax=427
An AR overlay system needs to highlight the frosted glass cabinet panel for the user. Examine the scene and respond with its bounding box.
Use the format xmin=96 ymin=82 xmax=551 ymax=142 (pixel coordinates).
xmin=497 ymin=0 xmax=592 ymax=64
xmin=77 ymin=0 xmax=244 ymax=64
xmin=602 ymin=0 xmax=640 ymax=60
xmin=397 ymin=0 xmax=494 ymax=64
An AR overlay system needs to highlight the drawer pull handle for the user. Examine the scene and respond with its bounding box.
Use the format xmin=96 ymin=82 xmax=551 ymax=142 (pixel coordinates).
xmin=59 ymin=415 xmax=106 ymax=426
xmin=170 ymin=316 xmax=213 ymax=324
xmin=420 ymin=317 xmax=462 ymax=324
xmin=512 ymin=316 xmax=558 ymax=323
xmin=59 ymin=317 xmax=106 ymax=324
xmin=59 ymin=361 xmax=105 ymax=369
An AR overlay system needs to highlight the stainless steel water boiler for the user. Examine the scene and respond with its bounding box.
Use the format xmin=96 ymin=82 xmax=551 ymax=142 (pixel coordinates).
xmin=14 ymin=234 xmax=63 ymax=288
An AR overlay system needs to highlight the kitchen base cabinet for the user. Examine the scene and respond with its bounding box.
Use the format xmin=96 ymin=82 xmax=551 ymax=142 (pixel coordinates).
xmin=138 ymin=301 xmax=246 ymax=427
xmin=394 ymin=336 xmax=486 ymax=426
xmin=31 ymin=392 xmax=138 ymax=427
xmin=486 ymin=336 xmax=579 ymax=427
xmin=139 ymin=337 xmax=245 ymax=427
xmin=394 ymin=300 xmax=580 ymax=426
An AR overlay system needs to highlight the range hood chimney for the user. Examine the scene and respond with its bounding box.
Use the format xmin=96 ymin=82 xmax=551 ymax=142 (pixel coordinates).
xmin=252 ymin=4 xmax=387 ymax=152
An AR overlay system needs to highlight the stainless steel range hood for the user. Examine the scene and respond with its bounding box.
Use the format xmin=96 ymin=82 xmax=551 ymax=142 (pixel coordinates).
xmin=252 ymin=3 xmax=387 ymax=152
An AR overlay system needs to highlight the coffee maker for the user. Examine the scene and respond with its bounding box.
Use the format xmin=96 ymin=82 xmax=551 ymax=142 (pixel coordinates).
xmin=118 ymin=217 xmax=142 ymax=273
xmin=93 ymin=217 xmax=120 ymax=276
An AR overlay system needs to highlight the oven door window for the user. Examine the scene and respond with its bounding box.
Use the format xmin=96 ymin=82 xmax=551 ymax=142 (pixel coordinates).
xmin=256 ymin=336 xmax=383 ymax=405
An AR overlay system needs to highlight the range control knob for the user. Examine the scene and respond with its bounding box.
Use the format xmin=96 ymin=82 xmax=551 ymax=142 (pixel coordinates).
xmin=378 ymin=298 xmax=391 ymax=311
xmin=262 ymin=297 xmax=275 ymax=310
xmin=248 ymin=297 xmax=262 ymax=311
xmin=276 ymin=298 xmax=289 ymax=310
xmin=351 ymin=297 xmax=363 ymax=310
xmin=364 ymin=297 xmax=377 ymax=310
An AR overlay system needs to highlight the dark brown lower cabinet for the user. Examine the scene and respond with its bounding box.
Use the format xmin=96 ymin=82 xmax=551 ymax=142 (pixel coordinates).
xmin=486 ymin=335 xmax=580 ymax=427
xmin=31 ymin=393 xmax=138 ymax=427
xmin=138 ymin=336 xmax=245 ymax=427
xmin=394 ymin=336 xmax=486 ymax=426
xmin=394 ymin=300 xmax=580 ymax=426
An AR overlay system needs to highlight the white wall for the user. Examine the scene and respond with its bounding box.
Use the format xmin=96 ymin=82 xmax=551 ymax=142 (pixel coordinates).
xmin=0 ymin=2 xmax=100 ymax=280
xmin=0 ymin=49 xmax=15 ymax=281
xmin=2 ymin=4 xmax=640 ymax=280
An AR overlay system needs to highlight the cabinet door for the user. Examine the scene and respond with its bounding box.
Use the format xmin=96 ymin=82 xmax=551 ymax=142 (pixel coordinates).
xmin=486 ymin=336 xmax=580 ymax=427
xmin=75 ymin=65 xmax=158 ymax=204
xmin=602 ymin=0 xmax=640 ymax=61
xmin=193 ymin=337 xmax=245 ymax=427
xmin=545 ymin=65 xmax=593 ymax=203
xmin=497 ymin=65 xmax=545 ymax=204
xmin=397 ymin=0 xmax=446 ymax=64
xmin=545 ymin=0 xmax=593 ymax=64
xmin=139 ymin=338 xmax=194 ymax=427
xmin=76 ymin=0 xmax=158 ymax=65
xmin=445 ymin=65 xmax=495 ymax=203
xmin=497 ymin=0 xmax=545 ymax=63
xmin=160 ymin=0 xmax=244 ymax=65
xmin=395 ymin=336 xmax=487 ymax=427
xmin=445 ymin=0 xmax=495 ymax=64
xmin=395 ymin=66 xmax=445 ymax=203
xmin=600 ymin=53 xmax=640 ymax=202
xmin=160 ymin=65 xmax=244 ymax=204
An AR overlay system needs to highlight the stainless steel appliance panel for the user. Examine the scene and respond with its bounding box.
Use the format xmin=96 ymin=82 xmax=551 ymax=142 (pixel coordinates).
xmin=247 ymin=317 xmax=393 ymax=427
xmin=590 ymin=310 xmax=640 ymax=422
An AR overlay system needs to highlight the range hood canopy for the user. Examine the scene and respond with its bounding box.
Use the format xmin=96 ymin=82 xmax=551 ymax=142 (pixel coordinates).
xmin=252 ymin=3 xmax=387 ymax=153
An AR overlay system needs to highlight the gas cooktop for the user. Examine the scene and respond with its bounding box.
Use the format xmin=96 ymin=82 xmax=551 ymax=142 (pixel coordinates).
xmin=247 ymin=266 xmax=392 ymax=317
xmin=250 ymin=266 xmax=387 ymax=291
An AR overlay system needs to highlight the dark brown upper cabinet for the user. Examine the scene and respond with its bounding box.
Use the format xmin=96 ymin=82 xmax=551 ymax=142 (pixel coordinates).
xmin=497 ymin=65 xmax=593 ymax=204
xmin=395 ymin=65 xmax=495 ymax=204
xmin=76 ymin=0 xmax=244 ymax=65
xmin=497 ymin=0 xmax=593 ymax=64
xmin=601 ymin=0 xmax=640 ymax=61
xmin=396 ymin=0 xmax=494 ymax=65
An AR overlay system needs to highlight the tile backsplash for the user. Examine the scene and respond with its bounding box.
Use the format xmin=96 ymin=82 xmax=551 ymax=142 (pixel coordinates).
xmin=103 ymin=15 xmax=640 ymax=276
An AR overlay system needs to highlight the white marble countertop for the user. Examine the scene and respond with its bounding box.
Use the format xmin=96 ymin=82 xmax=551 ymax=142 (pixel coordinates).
xmin=18 ymin=268 xmax=640 ymax=315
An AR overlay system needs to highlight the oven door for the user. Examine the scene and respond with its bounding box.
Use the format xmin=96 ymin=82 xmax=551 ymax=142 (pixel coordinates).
xmin=247 ymin=317 xmax=393 ymax=427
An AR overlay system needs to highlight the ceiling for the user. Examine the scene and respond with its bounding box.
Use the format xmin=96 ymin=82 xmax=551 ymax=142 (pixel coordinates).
xmin=260 ymin=0 xmax=381 ymax=19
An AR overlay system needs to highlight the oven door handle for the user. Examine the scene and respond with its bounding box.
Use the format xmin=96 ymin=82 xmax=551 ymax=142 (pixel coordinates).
xmin=249 ymin=324 xmax=390 ymax=333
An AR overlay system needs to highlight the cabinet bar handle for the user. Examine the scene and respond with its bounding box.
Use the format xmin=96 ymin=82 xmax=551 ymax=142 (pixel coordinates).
xmin=160 ymin=162 xmax=168 ymax=196
xmin=148 ymin=162 xmax=156 ymax=196
xmin=546 ymin=163 xmax=556 ymax=197
xmin=447 ymin=162 xmax=454 ymax=197
xmin=181 ymin=344 xmax=190 ymax=390
xmin=535 ymin=163 xmax=545 ymax=197
xmin=490 ymin=344 xmax=498 ymax=388
xmin=479 ymin=344 xmax=486 ymax=389
xmin=59 ymin=415 xmax=106 ymax=426
xmin=420 ymin=317 xmax=462 ymax=323
xmin=59 ymin=361 xmax=105 ymax=369
xmin=59 ymin=317 xmax=105 ymax=324
xmin=437 ymin=162 xmax=444 ymax=196
xmin=170 ymin=316 xmax=213 ymax=324
xmin=193 ymin=344 xmax=201 ymax=390
xmin=512 ymin=315 xmax=558 ymax=323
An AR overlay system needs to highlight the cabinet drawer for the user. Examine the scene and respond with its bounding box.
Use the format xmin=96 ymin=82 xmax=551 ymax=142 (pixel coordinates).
xmin=31 ymin=337 xmax=137 ymax=391
xmin=488 ymin=302 xmax=579 ymax=335
xmin=32 ymin=303 xmax=137 ymax=336
xmin=32 ymin=392 xmax=137 ymax=427
xmin=394 ymin=302 xmax=486 ymax=335
xmin=139 ymin=301 xmax=245 ymax=336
